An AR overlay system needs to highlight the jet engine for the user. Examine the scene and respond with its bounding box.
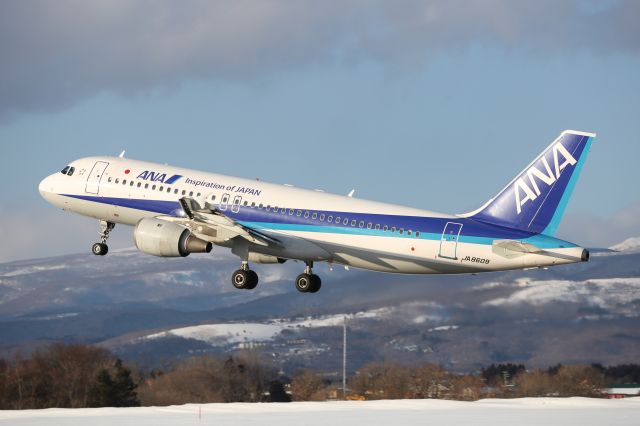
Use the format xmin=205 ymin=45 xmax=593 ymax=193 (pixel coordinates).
xmin=134 ymin=218 xmax=212 ymax=257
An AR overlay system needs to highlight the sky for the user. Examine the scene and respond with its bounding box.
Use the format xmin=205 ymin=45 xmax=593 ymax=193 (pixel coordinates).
xmin=0 ymin=0 xmax=639 ymax=262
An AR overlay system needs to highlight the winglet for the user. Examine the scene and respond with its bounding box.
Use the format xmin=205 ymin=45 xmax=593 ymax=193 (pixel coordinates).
xmin=118 ymin=150 xmax=126 ymax=158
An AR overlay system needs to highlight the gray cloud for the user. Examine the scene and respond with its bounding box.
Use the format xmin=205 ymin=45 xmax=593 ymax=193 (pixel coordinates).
xmin=1 ymin=0 xmax=639 ymax=119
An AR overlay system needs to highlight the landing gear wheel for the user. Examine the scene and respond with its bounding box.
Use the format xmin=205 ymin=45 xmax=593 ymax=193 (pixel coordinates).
xmin=232 ymin=269 xmax=250 ymax=289
xmin=245 ymin=270 xmax=259 ymax=290
xmin=295 ymin=273 xmax=313 ymax=293
xmin=309 ymin=274 xmax=321 ymax=293
xmin=92 ymin=242 xmax=108 ymax=256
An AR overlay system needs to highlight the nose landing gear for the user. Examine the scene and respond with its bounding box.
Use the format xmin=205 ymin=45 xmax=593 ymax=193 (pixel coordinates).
xmin=92 ymin=220 xmax=115 ymax=256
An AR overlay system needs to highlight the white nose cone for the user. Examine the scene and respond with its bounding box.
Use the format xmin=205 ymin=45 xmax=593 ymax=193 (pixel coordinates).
xmin=38 ymin=175 xmax=55 ymax=202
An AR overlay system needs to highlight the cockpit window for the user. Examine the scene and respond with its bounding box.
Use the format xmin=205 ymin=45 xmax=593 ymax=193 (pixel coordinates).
xmin=67 ymin=167 xmax=75 ymax=176
xmin=61 ymin=166 xmax=70 ymax=175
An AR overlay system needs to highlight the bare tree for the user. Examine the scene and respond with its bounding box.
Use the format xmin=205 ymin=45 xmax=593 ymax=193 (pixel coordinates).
xmin=350 ymin=362 xmax=411 ymax=400
xmin=412 ymin=364 xmax=450 ymax=399
xmin=290 ymin=369 xmax=326 ymax=401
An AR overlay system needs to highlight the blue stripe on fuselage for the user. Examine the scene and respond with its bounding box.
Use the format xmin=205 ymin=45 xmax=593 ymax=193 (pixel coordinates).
xmin=60 ymin=194 xmax=575 ymax=248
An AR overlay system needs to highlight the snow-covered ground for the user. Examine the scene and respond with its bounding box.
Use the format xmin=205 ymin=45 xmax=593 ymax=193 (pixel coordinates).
xmin=0 ymin=398 xmax=637 ymax=426
xmin=142 ymin=309 xmax=392 ymax=345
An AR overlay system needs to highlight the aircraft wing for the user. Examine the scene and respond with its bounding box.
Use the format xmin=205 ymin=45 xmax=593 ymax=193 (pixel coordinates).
xmin=178 ymin=197 xmax=282 ymax=247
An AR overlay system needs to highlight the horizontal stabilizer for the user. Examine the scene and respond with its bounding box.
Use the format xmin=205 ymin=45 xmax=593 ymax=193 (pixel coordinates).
xmin=492 ymin=239 xmax=542 ymax=258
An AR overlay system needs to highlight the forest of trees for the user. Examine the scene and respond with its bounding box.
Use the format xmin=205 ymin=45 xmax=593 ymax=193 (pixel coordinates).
xmin=1 ymin=344 xmax=638 ymax=409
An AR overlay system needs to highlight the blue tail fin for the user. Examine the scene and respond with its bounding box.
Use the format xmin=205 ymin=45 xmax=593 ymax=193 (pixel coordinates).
xmin=465 ymin=130 xmax=595 ymax=236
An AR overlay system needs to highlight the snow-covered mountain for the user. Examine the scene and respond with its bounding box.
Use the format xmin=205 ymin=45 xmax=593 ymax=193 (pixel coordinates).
xmin=1 ymin=240 xmax=639 ymax=372
xmin=609 ymin=236 xmax=640 ymax=253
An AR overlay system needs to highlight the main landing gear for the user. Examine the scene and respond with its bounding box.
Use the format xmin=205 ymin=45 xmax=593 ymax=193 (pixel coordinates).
xmin=231 ymin=262 xmax=259 ymax=290
xmin=230 ymin=260 xmax=322 ymax=293
xmin=295 ymin=262 xmax=321 ymax=293
xmin=92 ymin=220 xmax=114 ymax=256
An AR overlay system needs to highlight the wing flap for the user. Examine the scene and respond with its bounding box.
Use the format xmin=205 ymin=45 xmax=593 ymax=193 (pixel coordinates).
xmin=178 ymin=197 xmax=281 ymax=247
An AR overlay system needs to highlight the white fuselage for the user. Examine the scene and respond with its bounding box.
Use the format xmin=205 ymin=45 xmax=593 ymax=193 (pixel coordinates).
xmin=39 ymin=156 xmax=586 ymax=274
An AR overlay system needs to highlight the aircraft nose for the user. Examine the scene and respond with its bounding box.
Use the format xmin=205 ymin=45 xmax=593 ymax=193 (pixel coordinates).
xmin=39 ymin=174 xmax=54 ymax=198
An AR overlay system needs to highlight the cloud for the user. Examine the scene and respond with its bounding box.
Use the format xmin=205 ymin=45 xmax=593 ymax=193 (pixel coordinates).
xmin=556 ymin=203 xmax=640 ymax=248
xmin=0 ymin=0 xmax=639 ymax=120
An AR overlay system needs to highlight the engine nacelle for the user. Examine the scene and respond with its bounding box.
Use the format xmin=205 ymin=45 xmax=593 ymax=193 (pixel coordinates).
xmin=248 ymin=252 xmax=287 ymax=264
xmin=134 ymin=218 xmax=212 ymax=257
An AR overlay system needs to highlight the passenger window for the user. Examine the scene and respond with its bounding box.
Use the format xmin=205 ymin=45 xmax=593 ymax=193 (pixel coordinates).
xmin=383 ymin=225 xmax=389 ymax=231
xmin=243 ymin=201 xmax=248 ymax=206
xmin=67 ymin=167 xmax=75 ymax=176
xmin=399 ymin=228 xmax=404 ymax=234
xmin=304 ymin=211 xmax=309 ymax=218
xmin=367 ymin=223 xmax=372 ymax=229
xmin=115 ymin=178 xmax=120 ymax=184
xmin=145 ymin=183 xmax=149 ymax=189
xmin=137 ymin=182 xmax=141 ymax=188
xmin=281 ymin=208 xmax=287 ymax=214
xmin=375 ymin=224 xmax=380 ymax=230
xmin=259 ymin=204 xmax=263 ymax=209
xmin=416 ymin=231 xmax=420 ymax=237
xmin=408 ymin=230 xmax=412 ymax=235
xmin=197 ymin=193 xmax=201 ymax=197
xmin=61 ymin=166 xmax=70 ymax=175
xmin=211 ymin=195 xmax=216 ymax=200
xmin=335 ymin=216 xmax=340 ymax=223
xmin=181 ymin=190 xmax=186 ymax=195
xmin=266 ymin=205 xmax=271 ymax=210
xmin=391 ymin=227 xmax=396 ymax=233
xmin=297 ymin=210 xmax=302 ymax=216
xmin=189 ymin=191 xmax=193 ymax=196
xmin=130 ymin=181 xmax=134 ymax=186
xmin=167 ymin=187 xmax=171 ymax=192
xmin=351 ymin=219 xmax=356 ymax=226
xmin=312 ymin=213 xmax=318 ymax=220
xmin=152 ymin=185 xmax=156 ymax=190
xmin=320 ymin=214 xmax=325 ymax=221
xmin=252 ymin=202 xmax=256 ymax=208
xmin=174 ymin=188 xmax=178 ymax=194
xmin=159 ymin=186 xmax=163 ymax=191
xmin=122 ymin=180 xmax=127 ymax=185
xmin=343 ymin=218 xmax=349 ymax=225
xmin=328 ymin=216 xmax=333 ymax=223
xmin=274 ymin=206 xmax=278 ymax=212
xmin=359 ymin=221 xmax=364 ymax=228
xmin=289 ymin=209 xmax=294 ymax=215
xmin=108 ymin=177 xmax=112 ymax=183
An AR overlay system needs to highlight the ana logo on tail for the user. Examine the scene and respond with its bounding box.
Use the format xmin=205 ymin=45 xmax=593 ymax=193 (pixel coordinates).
xmin=514 ymin=142 xmax=576 ymax=214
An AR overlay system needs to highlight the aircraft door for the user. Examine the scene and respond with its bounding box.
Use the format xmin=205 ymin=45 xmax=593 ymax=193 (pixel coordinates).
xmin=220 ymin=193 xmax=230 ymax=211
xmin=439 ymin=222 xmax=463 ymax=259
xmin=85 ymin=161 xmax=109 ymax=194
xmin=231 ymin=196 xmax=242 ymax=213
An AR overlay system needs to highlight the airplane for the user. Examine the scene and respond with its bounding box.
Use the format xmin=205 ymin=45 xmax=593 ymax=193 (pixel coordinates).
xmin=39 ymin=130 xmax=595 ymax=293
